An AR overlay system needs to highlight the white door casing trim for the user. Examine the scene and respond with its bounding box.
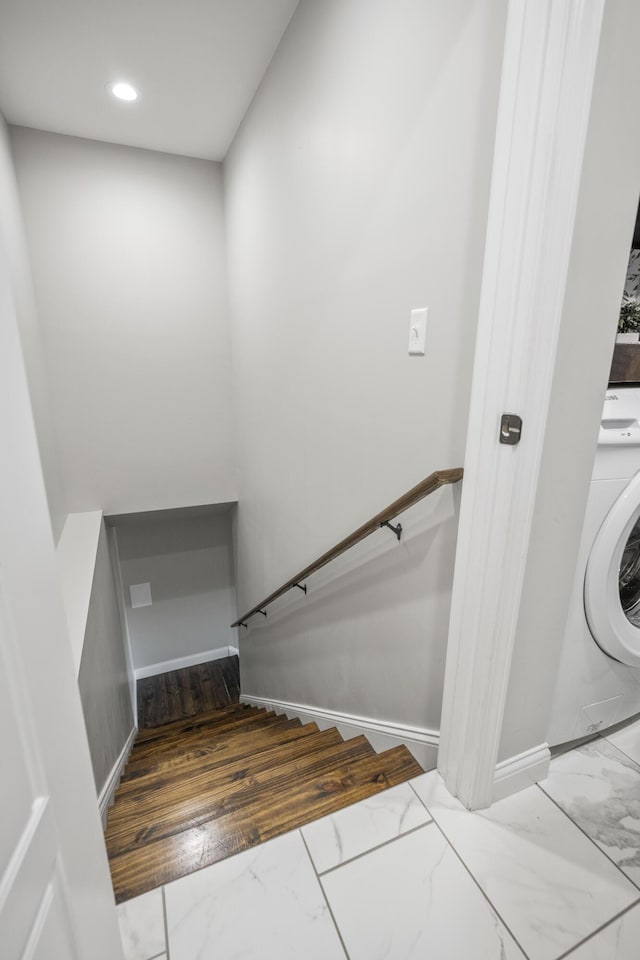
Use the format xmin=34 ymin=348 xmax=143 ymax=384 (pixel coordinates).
xmin=438 ymin=0 xmax=605 ymax=809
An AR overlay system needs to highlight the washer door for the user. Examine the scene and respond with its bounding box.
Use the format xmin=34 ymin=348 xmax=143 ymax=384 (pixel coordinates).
xmin=585 ymin=470 xmax=640 ymax=666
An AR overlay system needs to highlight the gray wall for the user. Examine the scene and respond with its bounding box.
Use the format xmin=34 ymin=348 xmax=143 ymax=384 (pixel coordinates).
xmin=0 ymin=113 xmax=66 ymax=540
xmin=10 ymin=127 xmax=237 ymax=516
xmin=224 ymin=0 xmax=507 ymax=731
xmin=498 ymin=0 xmax=640 ymax=761
xmin=115 ymin=509 xmax=238 ymax=671
xmin=78 ymin=520 xmax=134 ymax=793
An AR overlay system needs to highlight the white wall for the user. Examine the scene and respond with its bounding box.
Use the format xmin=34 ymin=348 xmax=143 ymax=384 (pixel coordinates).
xmin=77 ymin=520 xmax=134 ymax=794
xmin=10 ymin=126 xmax=237 ymax=516
xmin=224 ymin=0 xmax=507 ymax=731
xmin=114 ymin=508 xmax=238 ymax=672
xmin=498 ymin=0 xmax=640 ymax=761
xmin=0 ymin=113 xmax=67 ymax=540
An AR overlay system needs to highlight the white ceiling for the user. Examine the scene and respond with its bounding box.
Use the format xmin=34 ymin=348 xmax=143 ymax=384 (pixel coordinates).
xmin=0 ymin=0 xmax=299 ymax=161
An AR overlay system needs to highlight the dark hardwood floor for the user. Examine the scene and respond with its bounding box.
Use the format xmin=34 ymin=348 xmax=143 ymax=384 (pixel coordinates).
xmin=136 ymin=655 xmax=240 ymax=728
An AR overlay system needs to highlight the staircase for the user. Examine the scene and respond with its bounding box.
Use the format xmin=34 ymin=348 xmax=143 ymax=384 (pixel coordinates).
xmin=106 ymin=702 xmax=423 ymax=902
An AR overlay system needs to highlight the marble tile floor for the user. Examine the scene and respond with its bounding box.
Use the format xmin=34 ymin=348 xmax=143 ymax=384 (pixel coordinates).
xmin=116 ymin=717 xmax=640 ymax=960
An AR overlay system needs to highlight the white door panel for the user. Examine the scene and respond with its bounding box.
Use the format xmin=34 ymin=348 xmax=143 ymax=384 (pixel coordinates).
xmin=0 ymin=228 xmax=123 ymax=959
xmin=0 ymin=572 xmax=60 ymax=960
xmin=27 ymin=875 xmax=79 ymax=960
xmin=0 ymin=698 xmax=33 ymax=872
xmin=0 ymin=558 xmax=88 ymax=960
xmin=0 ymin=578 xmax=76 ymax=960
xmin=1 ymin=799 xmax=57 ymax=960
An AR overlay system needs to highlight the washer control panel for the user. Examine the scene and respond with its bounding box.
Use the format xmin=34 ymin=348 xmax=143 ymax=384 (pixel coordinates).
xmin=600 ymin=390 xmax=640 ymax=445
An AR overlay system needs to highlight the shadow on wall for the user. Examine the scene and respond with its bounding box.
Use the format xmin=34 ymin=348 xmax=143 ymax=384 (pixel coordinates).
xmin=239 ymin=484 xmax=461 ymax=730
xmin=77 ymin=519 xmax=134 ymax=797
xmin=108 ymin=504 xmax=239 ymax=673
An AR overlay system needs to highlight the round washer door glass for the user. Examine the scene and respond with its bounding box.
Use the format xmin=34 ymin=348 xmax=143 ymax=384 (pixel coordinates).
xmin=620 ymin=516 xmax=640 ymax=627
xmin=585 ymin=470 xmax=640 ymax=666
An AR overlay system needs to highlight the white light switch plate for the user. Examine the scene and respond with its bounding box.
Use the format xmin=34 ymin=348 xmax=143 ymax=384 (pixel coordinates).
xmin=409 ymin=307 xmax=428 ymax=355
xmin=130 ymin=582 xmax=152 ymax=608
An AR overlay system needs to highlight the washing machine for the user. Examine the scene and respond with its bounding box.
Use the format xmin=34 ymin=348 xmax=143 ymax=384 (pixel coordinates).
xmin=548 ymin=386 xmax=640 ymax=746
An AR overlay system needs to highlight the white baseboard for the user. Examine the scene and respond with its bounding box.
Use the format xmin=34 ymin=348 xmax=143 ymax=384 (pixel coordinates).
xmin=134 ymin=645 xmax=238 ymax=681
xmin=240 ymin=693 xmax=439 ymax=771
xmin=492 ymin=743 xmax=551 ymax=803
xmin=98 ymin=725 xmax=137 ymax=827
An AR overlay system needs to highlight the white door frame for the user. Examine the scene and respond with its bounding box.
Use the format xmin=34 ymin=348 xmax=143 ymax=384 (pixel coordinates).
xmin=438 ymin=0 xmax=606 ymax=810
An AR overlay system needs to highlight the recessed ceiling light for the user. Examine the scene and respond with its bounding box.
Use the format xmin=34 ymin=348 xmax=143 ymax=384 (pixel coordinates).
xmin=109 ymin=82 xmax=139 ymax=102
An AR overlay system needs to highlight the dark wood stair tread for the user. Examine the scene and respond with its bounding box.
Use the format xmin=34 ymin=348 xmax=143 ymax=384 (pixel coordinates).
xmin=133 ymin=701 xmax=251 ymax=745
xmin=111 ymin=723 xmax=336 ymax=813
xmin=123 ymin=712 xmax=290 ymax=771
xmin=116 ymin=720 xmax=318 ymax=797
xmin=128 ymin=707 xmax=274 ymax=760
xmin=106 ymin=733 xmax=375 ymax=856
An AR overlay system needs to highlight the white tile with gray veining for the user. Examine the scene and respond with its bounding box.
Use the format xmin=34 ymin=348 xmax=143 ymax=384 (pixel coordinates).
xmin=116 ymin=887 xmax=166 ymax=960
xmin=541 ymin=737 xmax=640 ymax=888
xmin=564 ymin=901 xmax=640 ymax=959
xmin=603 ymin=714 xmax=640 ymax=766
xmin=411 ymin=770 xmax=638 ymax=960
xmin=301 ymin=781 xmax=431 ymax=874
xmin=321 ymin=822 xmax=526 ymax=960
xmin=164 ymin=829 xmax=346 ymax=960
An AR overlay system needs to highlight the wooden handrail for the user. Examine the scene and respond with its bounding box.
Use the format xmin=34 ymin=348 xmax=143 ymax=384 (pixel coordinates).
xmin=231 ymin=467 xmax=463 ymax=628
